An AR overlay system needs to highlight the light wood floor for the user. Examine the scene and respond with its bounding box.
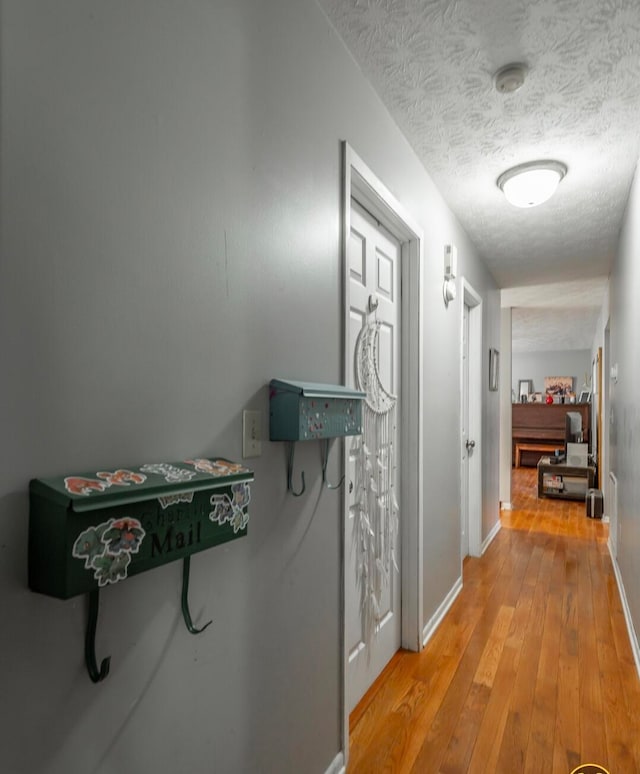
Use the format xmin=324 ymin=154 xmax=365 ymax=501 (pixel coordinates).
xmin=348 ymin=466 xmax=640 ymax=773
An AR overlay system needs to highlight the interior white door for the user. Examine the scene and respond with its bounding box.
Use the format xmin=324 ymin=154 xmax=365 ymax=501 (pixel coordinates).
xmin=346 ymin=199 xmax=401 ymax=713
xmin=461 ymin=280 xmax=482 ymax=557
xmin=461 ymin=303 xmax=470 ymax=559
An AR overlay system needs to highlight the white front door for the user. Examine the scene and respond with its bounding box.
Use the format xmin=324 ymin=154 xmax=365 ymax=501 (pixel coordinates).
xmin=346 ymin=199 xmax=401 ymax=713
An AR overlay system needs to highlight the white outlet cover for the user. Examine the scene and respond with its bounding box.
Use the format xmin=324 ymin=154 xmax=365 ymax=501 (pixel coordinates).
xmin=242 ymin=410 xmax=262 ymax=458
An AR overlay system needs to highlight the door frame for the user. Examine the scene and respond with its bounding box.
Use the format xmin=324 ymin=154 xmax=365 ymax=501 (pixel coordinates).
xmin=461 ymin=303 xmax=470 ymax=559
xmin=460 ymin=279 xmax=483 ymax=558
xmin=340 ymin=142 xmax=424 ymax=759
xmin=603 ymin=320 xmax=616 ymax=555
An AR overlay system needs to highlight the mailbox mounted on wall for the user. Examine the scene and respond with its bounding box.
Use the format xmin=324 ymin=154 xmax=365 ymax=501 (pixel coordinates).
xmin=29 ymin=457 xmax=253 ymax=681
xmin=269 ymin=379 xmax=365 ymax=495
xmin=269 ymin=379 xmax=364 ymax=441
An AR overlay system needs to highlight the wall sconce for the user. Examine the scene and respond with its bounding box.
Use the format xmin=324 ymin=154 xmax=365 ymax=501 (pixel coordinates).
xmin=443 ymin=244 xmax=457 ymax=307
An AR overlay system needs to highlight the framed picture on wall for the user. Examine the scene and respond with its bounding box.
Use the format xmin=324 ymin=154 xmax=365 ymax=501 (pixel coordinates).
xmin=544 ymin=376 xmax=573 ymax=395
xmin=489 ymin=348 xmax=499 ymax=391
xmin=518 ymin=379 xmax=532 ymax=401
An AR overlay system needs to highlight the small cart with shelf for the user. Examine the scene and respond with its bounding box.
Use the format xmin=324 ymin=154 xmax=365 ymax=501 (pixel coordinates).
xmin=537 ymin=456 xmax=596 ymax=500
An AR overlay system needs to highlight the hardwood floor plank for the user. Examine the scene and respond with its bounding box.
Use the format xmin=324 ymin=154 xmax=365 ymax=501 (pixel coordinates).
xmin=553 ymin=545 xmax=581 ymax=773
xmin=348 ymin=652 xmax=419 ymax=769
xmin=577 ymin=539 xmax=608 ymax=766
xmin=437 ymin=681 xmax=491 ymax=774
xmin=523 ymin=538 xmax=564 ymax=772
xmin=348 ymin=467 xmax=640 ymax=774
xmin=493 ymin=538 xmax=553 ymax=772
xmin=472 ymin=604 xmax=514 ymax=688
xmin=409 ymin=638 xmax=486 ymax=772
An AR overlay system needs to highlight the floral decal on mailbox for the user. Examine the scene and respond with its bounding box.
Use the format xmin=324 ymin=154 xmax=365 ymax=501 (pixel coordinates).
xmin=140 ymin=463 xmax=196 ymax=483
xmin=97 ymin=470 xmax=147 ymax=487
xmin=73 ymin=517 xmax=146 ymax=587
xmin=92 ymin=551 xmax=131 ymax=586
xmin=64 ymin=470 xmax=146 ymax=496
xmin=184 ymin=458 xmax=249 ymax=477
xmin=209 ymin=482 xmax=251 ymax=533
xmin=65 ymin=477 xmax=110 ymax=496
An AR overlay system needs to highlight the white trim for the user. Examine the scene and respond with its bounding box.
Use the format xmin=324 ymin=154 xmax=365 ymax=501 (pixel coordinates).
xmin=400 ymin=234 xmax=424 ymax=652
xmin=324 ymin=751 xmax=346 ymax=774
xmin=341 ymin=141 xmax=424 ymax=764
xmin=422 ymin=576 xmax=463 ymax=647
xmin=500 ymin=502 xmax=512 ymax=510
xmin=460 ymin=279 xmax=483 ymax=558
xmin=481 ymin=519 xmax=501 ymax=555
xmin=608 ymin=545 xmax=640 ymax=680
xmin=608 ymin=470 xmax=618 ymax=559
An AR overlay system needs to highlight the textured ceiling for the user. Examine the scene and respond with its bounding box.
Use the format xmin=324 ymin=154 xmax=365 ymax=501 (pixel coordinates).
xmin=319 ymin=0 xmax=640 ymax=349
xmin=503 ymin=278 xmax=608 ymax=352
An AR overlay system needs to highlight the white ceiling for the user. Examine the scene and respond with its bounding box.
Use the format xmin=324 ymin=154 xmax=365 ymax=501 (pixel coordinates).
xmin=503 ymin=277 xmax=607 ymax=352
xmin=318 ymin=0 xmax=640 ymax=351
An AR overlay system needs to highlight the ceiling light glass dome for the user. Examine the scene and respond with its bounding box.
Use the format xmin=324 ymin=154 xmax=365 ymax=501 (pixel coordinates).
xmin=497 ymin=160 xmax=567 ymax=208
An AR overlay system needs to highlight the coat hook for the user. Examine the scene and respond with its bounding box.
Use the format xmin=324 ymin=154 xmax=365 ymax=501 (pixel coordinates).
xmin=287 ymin=442 xmax=306 ymax=496
xmin=182 ymin=556 xmax=212 ymax=635
xmin=321 ymin=438 xmax=344 ymax=490
xmin=85 ymin=589 xmax=111 ymax=683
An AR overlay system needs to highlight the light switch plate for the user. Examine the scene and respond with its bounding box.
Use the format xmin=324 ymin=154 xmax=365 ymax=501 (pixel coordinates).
xmin=242 ymin=410 xmax=262 ymax=458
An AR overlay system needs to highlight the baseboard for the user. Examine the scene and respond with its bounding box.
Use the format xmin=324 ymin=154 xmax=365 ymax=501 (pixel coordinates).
xmin=500 ymin=501 xmax=512 ymax=510
xmin=422 ymin=576 xmax=463 ymax=648
xmin=324 ymin=751 xmax=345 ymax=774
xmin=481 ymin=519 xmax=501 ymax=555
xmin=608 ymin=544 xmax=640 ymax=680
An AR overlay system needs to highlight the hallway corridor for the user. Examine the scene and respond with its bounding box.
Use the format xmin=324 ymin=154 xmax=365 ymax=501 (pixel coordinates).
xmin=348 ymin=467 xmax=640 ymax=773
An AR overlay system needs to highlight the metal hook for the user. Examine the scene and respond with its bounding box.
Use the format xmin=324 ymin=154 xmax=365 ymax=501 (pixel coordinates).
xmin=182 ymin=556 xmax=212 ymax=635
xmin=321 ymin=438 xmax=345 ymax=490
xmin=85 ymin=589 xmax=111 ymax=683
xmin=287 ymin=442 xmax=306 ymax=496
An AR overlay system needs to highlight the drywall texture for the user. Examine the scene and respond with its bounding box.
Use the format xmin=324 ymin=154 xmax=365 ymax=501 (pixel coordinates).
xmin=512 ymin=349 xmax=592 ymax=399
xmin=609 ymin=159 xmax=640 ymax=656
xmin=0 ymin=1 xmax=498 ymax=772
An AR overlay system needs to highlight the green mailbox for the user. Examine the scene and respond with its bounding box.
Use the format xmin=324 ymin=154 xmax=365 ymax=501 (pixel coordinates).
xmin=269 ymin=380 xmax=365 ymax=495
xmin=29 ymin=457 xmax=253 ymax=681
xmin=269 ymin=379 xmax=365 ymax=441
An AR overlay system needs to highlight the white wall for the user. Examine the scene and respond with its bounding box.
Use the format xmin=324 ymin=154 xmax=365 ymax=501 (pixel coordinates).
xmin=512 ymin=349 xmax=591 ymax=398
xmin=608 ymin=158 xmax=640 ymax=662
xmin=0 ymin=1 xmax=499 ymax=772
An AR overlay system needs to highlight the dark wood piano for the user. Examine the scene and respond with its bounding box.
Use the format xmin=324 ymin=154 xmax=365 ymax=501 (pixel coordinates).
xmin=512 ymin=403 xmax=590 ymax=467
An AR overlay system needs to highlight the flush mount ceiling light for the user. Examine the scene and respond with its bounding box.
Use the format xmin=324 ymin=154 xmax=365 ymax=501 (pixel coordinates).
xmin=497 ymin=160 xmax=567 ymax=208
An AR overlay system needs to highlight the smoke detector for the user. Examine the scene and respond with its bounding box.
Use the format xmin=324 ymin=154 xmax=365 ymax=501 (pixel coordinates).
xmin=493 ymin=63 xmax=527 ymax=94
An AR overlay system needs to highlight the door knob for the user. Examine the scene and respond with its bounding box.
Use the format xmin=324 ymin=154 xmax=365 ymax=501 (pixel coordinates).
xmin=466 ymin=439 xmax=476 ymax=451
